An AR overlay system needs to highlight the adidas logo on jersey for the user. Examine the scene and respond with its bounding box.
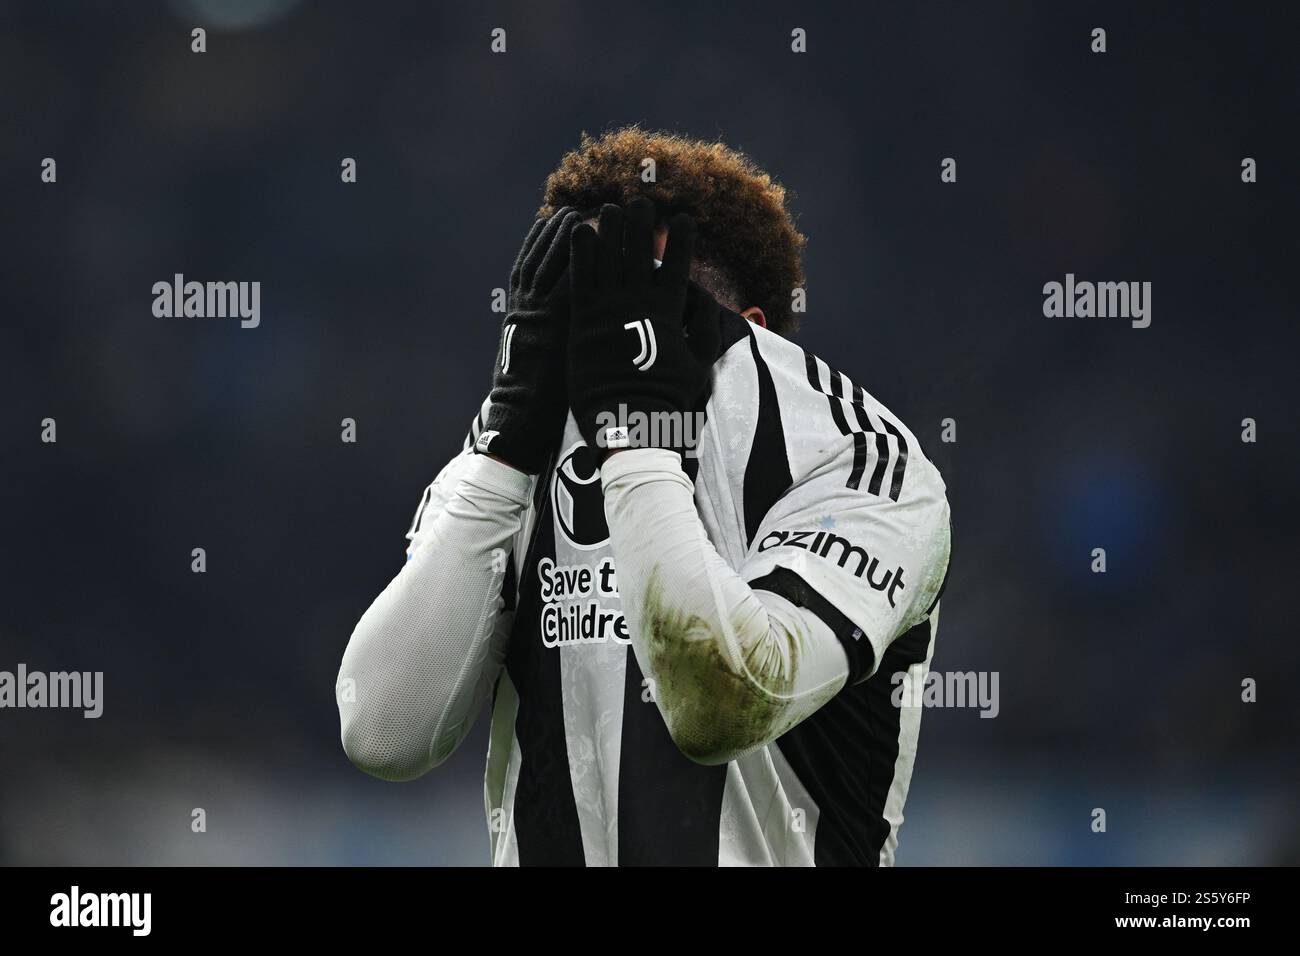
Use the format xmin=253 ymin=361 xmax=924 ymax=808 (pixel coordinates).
xmin=757 ymin=529 xmax=907 ymax=607
xmin=474 ymin=430 xmax=499 ymax=454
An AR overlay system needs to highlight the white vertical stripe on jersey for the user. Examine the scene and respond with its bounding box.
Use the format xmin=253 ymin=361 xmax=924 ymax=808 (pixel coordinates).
xmin=558 ymin=639 xmax=627 ymax=865
xmin=486 ymin=670 xmax=523 ymax=867
xmin=878 ymin=605 xmax=940 ymax=866
xmin=809 ymin=352 xmax=833 ymax=394
xmin=700 ymin=335 xmax=761 ymax=559
xmin=693 ymin=401 xmax=749 ymax=570
xmin=834 ymin=371 xmax=860 ymax=429
xmin=717 ymin=744 xmax=820 ymax=866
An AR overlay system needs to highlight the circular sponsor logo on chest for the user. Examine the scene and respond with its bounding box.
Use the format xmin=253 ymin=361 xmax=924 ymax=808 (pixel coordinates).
xmin=552 ymin=443 xmax=610 ymax=549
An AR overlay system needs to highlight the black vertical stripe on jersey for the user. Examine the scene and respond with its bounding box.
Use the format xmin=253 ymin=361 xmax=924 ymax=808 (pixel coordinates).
xmin=718 ymin=308 xmax=752 ymax=355
xmin=843 ymin=388 xmax=892 ymax=499
xmin=806 ymin=352 xmax=871 ymax=490
xmin=849 ymin=432 xmax=868 ymax=491
xmin=501 ymin=550 xmax=518 ymax=614
xmin=464 ymin=409 xmax=485 ymax=451
xmin=815 ymin=357 xmax=854 ymax=439
xmin=744 ymin=331 xmax=794 ymax=545
xmin=775 ymin=617 xmax=934 ymax=866
xmin=616 ymin=649 xmax=728 ymax=865
xmin=867 ymin=430 xmax=891 ymax=498
xmin=878 ymin=414 xmax=909 ymax=501
xmin=611 ymin=311 xmax=734 ymax=864
xmin=505 ymin=500 xmax=586 ymax=866
xmin=858 ymin=619 xmax=932 ymax=861
xmin=681 ymin=382 xmax=711 ymax=485
xmin=926 ymin=531 xmax=951 ymax=617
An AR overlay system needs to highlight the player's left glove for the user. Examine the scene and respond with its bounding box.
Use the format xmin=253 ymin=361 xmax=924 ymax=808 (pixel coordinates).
xmin=567 ymin=199 xmax=720 ymax=459
xmin=478 ymin=206 xmax=581 ymax=473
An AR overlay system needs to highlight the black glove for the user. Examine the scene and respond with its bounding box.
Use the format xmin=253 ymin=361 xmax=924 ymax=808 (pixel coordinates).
xmin=478 ymin=206 xmax=581 ymax=473
xmin=567 ymin=199 xmax=720 ymax=459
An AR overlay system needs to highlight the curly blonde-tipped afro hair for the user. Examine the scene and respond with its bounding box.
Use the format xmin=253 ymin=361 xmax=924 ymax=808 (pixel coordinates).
xmin=539 ymin=126 xmax=807 ymax=336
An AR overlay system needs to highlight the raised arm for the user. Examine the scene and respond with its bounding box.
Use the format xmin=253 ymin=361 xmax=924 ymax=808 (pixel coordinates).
xmin=336 ymin=207 xmax=579 ymax=779
xmin=337 ymin=450 xmax=530 ymax=780
xmin=601 ymin=448 xmax=850 ymax=763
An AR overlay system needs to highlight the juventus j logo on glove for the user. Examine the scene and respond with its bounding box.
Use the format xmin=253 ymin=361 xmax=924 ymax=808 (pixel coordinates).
xmin=568 ymin=199 xmax=721 ymax=459
xmin=499 ymin=324 xmax=516 ymax=374
xmin=622 ymin=319 xmax=658 ymax=371
xmin=480 ymin=207 xmax=581 ymax=473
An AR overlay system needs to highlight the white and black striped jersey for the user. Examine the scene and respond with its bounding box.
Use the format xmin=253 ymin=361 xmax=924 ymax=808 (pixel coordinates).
xmin=437 ymin=310 xmax=952 ymax=866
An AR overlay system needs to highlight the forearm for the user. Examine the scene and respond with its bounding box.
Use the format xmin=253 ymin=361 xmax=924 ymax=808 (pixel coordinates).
xmin=337 ymin=454 xmax=531 ymax=780
xmin=600 ymin=449 xmax=848 ymax=765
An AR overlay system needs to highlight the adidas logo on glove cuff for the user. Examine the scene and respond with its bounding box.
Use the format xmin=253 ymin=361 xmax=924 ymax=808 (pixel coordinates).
xmin=601 ymin=426 xmax=631 ymax=449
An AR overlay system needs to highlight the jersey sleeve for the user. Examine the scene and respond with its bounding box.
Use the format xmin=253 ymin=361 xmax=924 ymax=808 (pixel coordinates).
xmin=401 ymin=395 xmax=497 ymax=555
xmin=337 ymin=440 xmax=534 ymax=780
xmin=740 ymin=450 xmax=951 ymax=685
xmin=600 ymin=448 xmax=851 ymax=765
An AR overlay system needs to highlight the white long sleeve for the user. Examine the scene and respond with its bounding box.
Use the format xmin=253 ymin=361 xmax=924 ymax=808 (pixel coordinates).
xmin=336 ymin=451 xmax=532 ymax=781
xmin=600 ymin=448 xmax=850 ymax=765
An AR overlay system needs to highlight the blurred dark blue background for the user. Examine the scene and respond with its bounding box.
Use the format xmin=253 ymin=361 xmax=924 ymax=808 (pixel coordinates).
xmin=1 ymin=0 xmax=1296 ymax=864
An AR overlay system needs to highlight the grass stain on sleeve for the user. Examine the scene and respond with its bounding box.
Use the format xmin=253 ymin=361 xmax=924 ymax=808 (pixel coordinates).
xmin=640 ymin=566 xmax=807 ymax=764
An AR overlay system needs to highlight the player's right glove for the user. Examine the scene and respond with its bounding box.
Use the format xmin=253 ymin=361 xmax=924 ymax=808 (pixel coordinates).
xmin=566 ymin=200 xmax=720 ymax=459
xmin=477 ymin=206 xmax=581 ymax=473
